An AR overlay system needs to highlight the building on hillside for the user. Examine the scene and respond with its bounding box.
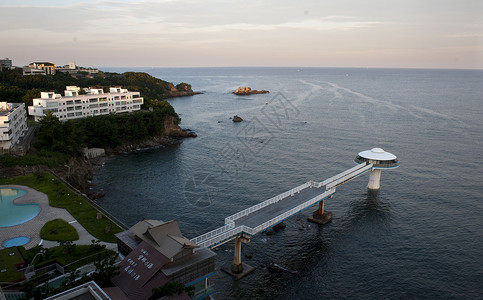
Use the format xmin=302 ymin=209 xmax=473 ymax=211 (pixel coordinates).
xmin=29 ymin=62 xmax=55 ymax=75
xmin=23 ymin=66 xmax=47 ymax=75
xmin=56 ymin=61 xmax=99 ymax=74
xmin=109 ymin=219 xmax=216 ymax=300
xmin=0 ymin=102 xmax=27 ymax=151
xmin=28 ymin=86 xmax=144 ymax=121
xmin=0 ymin=58 xmax=13 ymax=70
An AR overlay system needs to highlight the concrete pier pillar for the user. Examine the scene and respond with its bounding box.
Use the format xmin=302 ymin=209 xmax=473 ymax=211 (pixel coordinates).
xmin=222 ymin=235 xmax=255 ymax=279
xmin=308 ymin=199 xmax=333 ymax=225
xmin=318 ymin=200 xmax=325 ymax=216
xmin=231 ymin=237 xmax=243 ymax=273
xmin=368 ymin=169 xmax=382 ymax=190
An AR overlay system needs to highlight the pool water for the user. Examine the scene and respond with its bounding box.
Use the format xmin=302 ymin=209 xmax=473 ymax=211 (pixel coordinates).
xmin=0 ymin=187 xmax=40 ymax=227
xmin=3 ymin=236 xmax=30 ymax=247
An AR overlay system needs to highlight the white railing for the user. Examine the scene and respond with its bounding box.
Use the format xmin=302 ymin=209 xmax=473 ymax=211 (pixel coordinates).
xmin=190 ymin=222 xmax=235 ymax=245
xmin=308 ymin=180 xmax=321 ymax=188
xmin=321 ymin=163 xmax=368 ymax=187
xmin=196 ymin=225 xmax=252 ymax=248
xmin=224 ymin=181 xmax=313 ymax=224
xmin=195 ymin=189 xmax=338 ymax=248
xmin=251 ymin=189 xmax=336 ymax=234
xmin=326 ymin=164 xmax=373 ymax=189
xmin=192 ymin=163 xmax=373 ymax=249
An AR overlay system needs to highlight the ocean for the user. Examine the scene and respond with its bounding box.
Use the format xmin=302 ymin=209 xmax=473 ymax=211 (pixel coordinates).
xmin=93 ymin=67 xmax=483 ymax=299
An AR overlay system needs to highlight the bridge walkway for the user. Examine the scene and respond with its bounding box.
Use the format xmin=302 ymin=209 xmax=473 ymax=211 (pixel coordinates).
xmin=191 ymin=162 xmax=373 ymax=249
xmin=234 ymin=186 xmax=329 ymax=229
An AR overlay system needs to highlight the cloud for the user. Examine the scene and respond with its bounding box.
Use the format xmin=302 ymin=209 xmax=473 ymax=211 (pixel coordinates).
xmin=444 ymin=32 xmax=483 ymax=39
xmin=155 ymin=17 xmax=382 ymax=34
xmin=1 ymin=0 xmax=381 ymax=34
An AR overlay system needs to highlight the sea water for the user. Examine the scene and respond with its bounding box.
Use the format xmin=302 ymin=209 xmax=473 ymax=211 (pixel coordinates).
xmin=93 ymin=67 xmax=483 ymax=299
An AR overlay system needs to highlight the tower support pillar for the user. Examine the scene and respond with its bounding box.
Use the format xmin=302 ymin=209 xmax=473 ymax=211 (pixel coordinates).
xmin=308 ymin=199 xmax=333 ymax=225
xmin=368 ymin=169 xmax=382 ymax=190
xmin=231 ymin=236 xmax=243 ymax=273
xmin=221 ymin=235 xmax=254 ymax=279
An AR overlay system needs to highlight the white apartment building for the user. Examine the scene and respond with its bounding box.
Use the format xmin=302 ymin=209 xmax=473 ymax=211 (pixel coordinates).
xmin=0 ymin=102 xmax=28 ymax=150
xmin=23 ymin=67 xmax=47 ymax=76
xmin=28 ymin=86 xmax=144 ymax=121
xmin=56 ymin=62 xmax=99 ymax=74
xmin=1 ymin=58 xmax=13 ymax=70
xmin=28 ymin=62 xmax=55 ymax=75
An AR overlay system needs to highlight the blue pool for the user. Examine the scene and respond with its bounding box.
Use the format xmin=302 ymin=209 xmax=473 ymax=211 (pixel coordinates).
xmin=3 ymin=236 xmax=30 ymax=247
xmin=0 ymin=187 xmax=40 ymax=227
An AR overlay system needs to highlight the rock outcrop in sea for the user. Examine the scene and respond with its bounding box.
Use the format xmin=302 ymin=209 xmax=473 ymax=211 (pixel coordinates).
xmin=162 ymin=84 xmax=202 ymax=98
xmin=233 ymin=87 xmax=269 ymax=96
xmin=232 ymin=115 xmax=243 ymax=122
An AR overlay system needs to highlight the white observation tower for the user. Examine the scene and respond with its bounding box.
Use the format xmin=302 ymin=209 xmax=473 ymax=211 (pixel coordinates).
xmin=355 ymin=148 xmax=399 ymax=190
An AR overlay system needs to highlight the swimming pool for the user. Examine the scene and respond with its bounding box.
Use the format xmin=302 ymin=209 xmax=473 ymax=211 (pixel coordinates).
xmin=3 ymin=236 xmax=30 ymax=247
xmin=0 ymin=187 xmax=40 ymax=227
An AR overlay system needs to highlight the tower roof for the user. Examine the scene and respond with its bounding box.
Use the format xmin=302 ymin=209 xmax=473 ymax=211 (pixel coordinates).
xmin=358 ymin=148 xmax=397 ymax=161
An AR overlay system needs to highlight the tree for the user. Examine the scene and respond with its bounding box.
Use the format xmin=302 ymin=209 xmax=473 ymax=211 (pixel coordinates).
xmin=89 ymin=251 xmax=120 ymax=287
xmin=59 ymin=241 xmax=76 ymax=255
xmin=149 ymin=99 xmax=179 ymax=121
xmin=175 ymin=82 xmax=192 ymax=91
xmin=36 ymin=111 xmax=63 ymax=148
xmin=21 ymin=88 xmax=42 ymax=106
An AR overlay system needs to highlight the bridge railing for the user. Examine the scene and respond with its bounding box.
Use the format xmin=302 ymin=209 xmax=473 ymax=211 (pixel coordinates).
xmin=224 ymin=181 xmax=314 ymax=224
xmin=191 ymin=222 xmax=236 ymax=245
xmin=321 ymin=163 xmax=368 ymax=187
xmin=326 ymin=163 xmax=373 ymax=189
xmin=196 ymin=225 xmax=254 ymax=248
xmin=250 ymin=188 xmax=336 ymax=234
xmin=308 ymin=180 xmax=322 ymax=188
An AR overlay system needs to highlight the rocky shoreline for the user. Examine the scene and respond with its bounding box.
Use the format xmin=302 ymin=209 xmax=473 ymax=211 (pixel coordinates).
xmin=66 ymin=115 xmax=197 ymax=198
xmin=1 ymin=115 xmax=196 ymax=200
xmin=162 ymin=90 xmax=203 ymax=98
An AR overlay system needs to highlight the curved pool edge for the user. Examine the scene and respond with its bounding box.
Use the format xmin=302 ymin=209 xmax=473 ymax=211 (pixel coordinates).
xmin=3 ymin=236 xmax=31 ymax=248
xmin=0 ymin=186 xmax=41 ymax=228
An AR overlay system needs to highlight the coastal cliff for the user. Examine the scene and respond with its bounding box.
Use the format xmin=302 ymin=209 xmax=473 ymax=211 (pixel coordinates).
xmin=62 ymin=115 xmax=196 ymax=195
xmin=0 ymin=70 xmax=200 ymax=197
xmin=0 ymin=115 xmax=196 ymax=197
xmin=162 ymin=83 xmax=202 ymax=98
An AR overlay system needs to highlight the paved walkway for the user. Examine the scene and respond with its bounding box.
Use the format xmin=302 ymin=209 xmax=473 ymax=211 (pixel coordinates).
xmin=0 ymin=185 xmax=117 ymax=251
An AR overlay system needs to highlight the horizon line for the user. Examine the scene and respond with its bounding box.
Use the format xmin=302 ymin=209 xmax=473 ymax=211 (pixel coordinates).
xmin=93 ymin=65 xmax=483 ymax=71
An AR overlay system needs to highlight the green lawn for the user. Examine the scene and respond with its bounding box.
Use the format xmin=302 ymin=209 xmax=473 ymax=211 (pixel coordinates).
xmin=0 ymin=247 xmax=25 ymax=283
xmin=0 ymin=151 xmax=70 ymax=167
xmin=19 ymin=244 xmax=115 ymax=272
xmin=40 ymin=219 xmax=79 ymax=241
xmin=0 ymin=172 xmax=122 ymax=243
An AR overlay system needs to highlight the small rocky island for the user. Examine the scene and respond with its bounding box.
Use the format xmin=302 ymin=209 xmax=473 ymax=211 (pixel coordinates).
xmin=232 ymin=115 xmax=243 ymax=122
xmin=233 ymin=87 xmax=269 ymax=96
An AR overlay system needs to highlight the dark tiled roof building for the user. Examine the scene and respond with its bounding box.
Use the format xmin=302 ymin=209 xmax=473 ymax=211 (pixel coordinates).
xmin=111 ymin=219 xmax=216 ymax=300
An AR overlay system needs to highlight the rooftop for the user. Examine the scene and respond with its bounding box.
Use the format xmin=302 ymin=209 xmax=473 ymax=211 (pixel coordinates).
xmin=0 ymin=102 xmax=22 ymax=116
xmin=358 ymin=148 xmax=397 ymax=161
xmin=130 ymin=219 xmax=198 ymax=259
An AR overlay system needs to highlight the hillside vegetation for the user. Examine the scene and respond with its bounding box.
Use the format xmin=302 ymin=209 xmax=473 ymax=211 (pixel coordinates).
xmin=0 ymin=69 xmax=193 ymax=168
xmin=0 ymin=69 xmax=192 ymax=107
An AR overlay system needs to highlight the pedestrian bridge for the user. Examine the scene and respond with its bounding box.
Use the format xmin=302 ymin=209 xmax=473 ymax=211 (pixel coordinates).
xmin=191 ymin=161 xmax=374 ymax=249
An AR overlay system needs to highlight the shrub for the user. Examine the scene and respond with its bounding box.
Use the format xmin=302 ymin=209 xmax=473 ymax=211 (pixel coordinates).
xmin=40 ymin=219 xmax=79 ymax=241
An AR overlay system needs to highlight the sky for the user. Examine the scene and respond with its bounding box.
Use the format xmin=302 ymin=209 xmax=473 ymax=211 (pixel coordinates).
xmin=1 ymin=0 xmax=482 ymax=69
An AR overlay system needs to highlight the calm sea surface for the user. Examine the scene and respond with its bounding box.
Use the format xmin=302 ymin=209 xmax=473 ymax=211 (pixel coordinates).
xmin=93 ymin=67 xmax=483 ymax=299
